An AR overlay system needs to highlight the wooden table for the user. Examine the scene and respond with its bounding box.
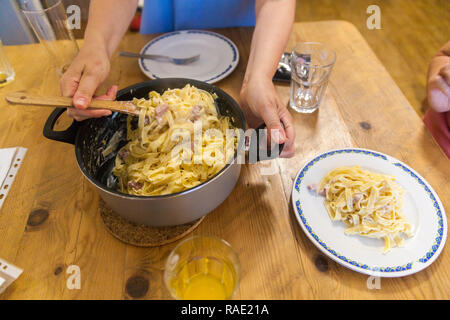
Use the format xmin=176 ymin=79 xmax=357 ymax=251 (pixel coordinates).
xmin=0 ymin=21 xmax=449 ymax=300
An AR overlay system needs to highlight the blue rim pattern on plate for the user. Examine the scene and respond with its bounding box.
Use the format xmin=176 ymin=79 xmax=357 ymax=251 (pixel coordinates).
xmin=139 ymin=30 xmax=238 ymax=83
xmin=293 ymin=148 xmax=445 ymax=273
xmin=295 ymin=200 xmax=413 ymax=272
xmin=392 ymin=162 xmax=444 ymax=263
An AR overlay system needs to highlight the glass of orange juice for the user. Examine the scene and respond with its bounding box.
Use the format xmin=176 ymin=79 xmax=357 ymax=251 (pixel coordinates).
xmin=164 ymin=236 xmax=240 ymax=300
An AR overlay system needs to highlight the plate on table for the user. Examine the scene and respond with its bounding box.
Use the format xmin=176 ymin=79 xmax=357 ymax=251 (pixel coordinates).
xmin=291 ymin=148 xmax=447 ymax=277
xmin=138 ymin=30 xmax=239 ymax=84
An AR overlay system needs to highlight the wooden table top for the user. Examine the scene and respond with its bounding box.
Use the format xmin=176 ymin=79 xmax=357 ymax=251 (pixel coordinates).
xmin=0 ymin=21 xmax=449 ymax=300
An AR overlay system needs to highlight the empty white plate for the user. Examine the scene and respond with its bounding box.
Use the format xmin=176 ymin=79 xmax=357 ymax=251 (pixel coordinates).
xmin=138 ymin=30 xmax=239 ymax=83
xmin=291 ymin=148 xmax=447 ymax=277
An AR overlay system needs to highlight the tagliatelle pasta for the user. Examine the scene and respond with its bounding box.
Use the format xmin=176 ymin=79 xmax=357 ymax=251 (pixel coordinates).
xmin=113 ymin=84 xmax=238 ymax=196
xmin=316 ymin=166 xmax=413 ymax=253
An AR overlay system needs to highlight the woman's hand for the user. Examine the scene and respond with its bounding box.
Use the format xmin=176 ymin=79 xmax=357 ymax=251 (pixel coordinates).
xmin=240 ymin=78 xmax=295 ymax=158
xmin=60 ymin=43 xmax=113 ymax=121
xmin=427 ymin=42 xmax=450 ymax=113
xmin=58 ymin=0 xmax=139 ymax=120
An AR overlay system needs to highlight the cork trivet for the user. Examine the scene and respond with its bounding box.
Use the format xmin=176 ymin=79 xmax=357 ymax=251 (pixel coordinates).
xmin=99 ymin=199 xmax=204 ymax=247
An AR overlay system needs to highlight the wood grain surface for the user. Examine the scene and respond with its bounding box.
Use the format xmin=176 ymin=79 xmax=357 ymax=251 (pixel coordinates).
xmin=0 ymin=21 xmax=448 ymax=300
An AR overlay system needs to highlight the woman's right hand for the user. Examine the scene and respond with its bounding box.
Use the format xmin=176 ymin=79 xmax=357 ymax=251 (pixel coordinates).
xmin=60 ymin=43 xmax=113 ymax=121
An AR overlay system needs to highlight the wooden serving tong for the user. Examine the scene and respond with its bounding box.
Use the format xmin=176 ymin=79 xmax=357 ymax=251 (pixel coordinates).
xmin=5 ymin=92 xmax=140 ymax=116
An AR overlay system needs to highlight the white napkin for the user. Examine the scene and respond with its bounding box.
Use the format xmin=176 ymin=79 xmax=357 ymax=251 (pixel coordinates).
xmin=0 ymin=147 xmax=27 ymax=210
xmin=0 ymin=258 xmax=23 ymax=294
xmin=0 ymin=149 xmax=26 ymax=292
xmin=0 ymin=148 xmax=17 ymax=186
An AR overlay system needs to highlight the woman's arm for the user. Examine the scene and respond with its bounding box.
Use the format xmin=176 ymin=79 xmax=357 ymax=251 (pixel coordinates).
xmin=427 ymin=41 xmax=450 ymax=113
xmin=60 ymin=0 xmax=138 ymax=120
xmin=83 ymin=0 xmax=139 ymax=58
xmin=240 ymin=0 xmax=296 ymax=157
xmin=245 ymin=0 xmax=295 ymax=84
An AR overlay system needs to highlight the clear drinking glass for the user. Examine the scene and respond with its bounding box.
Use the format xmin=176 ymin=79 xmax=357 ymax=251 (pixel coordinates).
xmin=164 ymin=236 xmax=241 ymax=300
xmin=0 ymin=40 xmax=15 ymax=87
xmin=20 ymin=0 xmax=79 ymax=75
xmin=289 ymin=42 xmax=336 ymax=113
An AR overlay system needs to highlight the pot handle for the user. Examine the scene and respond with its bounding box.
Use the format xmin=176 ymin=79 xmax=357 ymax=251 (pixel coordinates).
xmin=248 ymin=123 xmax=285 ymax=162
xmin=43 ymin=108 xmax=81 ymax=145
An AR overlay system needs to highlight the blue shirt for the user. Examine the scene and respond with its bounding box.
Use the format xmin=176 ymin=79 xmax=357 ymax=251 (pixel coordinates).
xmin=141 ymin=0 xmax=256 ymax=34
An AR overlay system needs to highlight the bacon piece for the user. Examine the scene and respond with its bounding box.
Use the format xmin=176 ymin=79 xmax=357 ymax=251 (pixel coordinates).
xmin=353 ymin=193 xmax=363 ymax=203
xmin=144 ymin=116 xmax=150 ymax=126
xmin=118 ymin=149 xmax=129 ymax=161
xmin=307 ymin=183 xmax=327 ymax=196
xmin=155 ymin=103 xmax=169 ymax=124
xmin=318 ymin=187 xmax=327 ymax=197
xmin=128 ymin=180 xmax=143 ymax=190
xmin=190 ymin=105 xmax=203 ymax=121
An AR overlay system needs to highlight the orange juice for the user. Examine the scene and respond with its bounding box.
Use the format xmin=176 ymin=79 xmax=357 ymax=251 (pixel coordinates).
xmin=183 ymin=273 xmax=227 ymax=300
xmin=169 ymin=257 xmax=237 ymax=300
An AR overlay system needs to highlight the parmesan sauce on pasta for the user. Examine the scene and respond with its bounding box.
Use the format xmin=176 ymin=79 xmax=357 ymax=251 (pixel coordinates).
xmin=317 ymin=166 xmax=413 ymax=253
xmin=113 ymin=85 xmax=238 ymax=196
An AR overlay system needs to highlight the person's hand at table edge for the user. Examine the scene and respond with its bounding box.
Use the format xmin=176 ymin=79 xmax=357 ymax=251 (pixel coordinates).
xmin=423 ymin=41 xmax=450 ymax=159
xmin=427 ymin=41 xmax=450 ymax=113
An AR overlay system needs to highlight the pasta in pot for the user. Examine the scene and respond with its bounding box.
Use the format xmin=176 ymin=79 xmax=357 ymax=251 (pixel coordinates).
xmin=113 ymin=84 xmax=238 ymax=196
xmin=315 ymin=166 xmax=413 ymax=253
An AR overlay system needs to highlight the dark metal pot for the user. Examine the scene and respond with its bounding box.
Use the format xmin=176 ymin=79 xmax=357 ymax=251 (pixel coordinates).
xmin=43 ymin=78 xmax=282 ymax=226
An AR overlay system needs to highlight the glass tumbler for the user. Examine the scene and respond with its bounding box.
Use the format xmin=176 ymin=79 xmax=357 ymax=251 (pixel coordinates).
xmin=0 ymin=40 xmax=15 ymax=87
xmin=289 ymin=42 xmax=336 ymax=113
xmin=164 ymin=236 xmax=241 ymax=300
xmin=20 ymin=0 xmax=79 ymax=75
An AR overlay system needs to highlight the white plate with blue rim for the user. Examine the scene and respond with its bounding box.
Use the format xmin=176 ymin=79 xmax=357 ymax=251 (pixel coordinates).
xmin=291 ymin=148 xmax=447 ymax=277
xmin=138 ymin=30 xmax=239 ymax=84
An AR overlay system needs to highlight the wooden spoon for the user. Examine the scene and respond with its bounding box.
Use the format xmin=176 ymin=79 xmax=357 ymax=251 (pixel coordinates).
xmin=5 ymin=92 xmax=140 ymax=116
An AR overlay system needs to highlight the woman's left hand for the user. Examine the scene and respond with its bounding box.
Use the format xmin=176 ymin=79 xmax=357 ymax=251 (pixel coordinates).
xmin=240 ymin=78 xmax=295 ymax=158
